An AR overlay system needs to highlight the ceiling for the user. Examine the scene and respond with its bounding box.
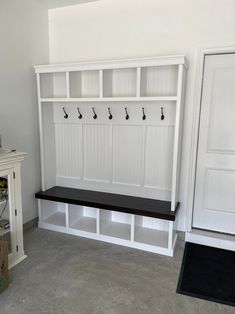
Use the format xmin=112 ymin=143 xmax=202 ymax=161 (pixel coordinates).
xmin=41 ymin=0 xmax=98 ymax=9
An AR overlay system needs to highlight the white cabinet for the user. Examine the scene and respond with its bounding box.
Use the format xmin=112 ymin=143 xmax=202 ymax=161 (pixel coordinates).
xmin=0 ymin=151 xmax=26 ymax=268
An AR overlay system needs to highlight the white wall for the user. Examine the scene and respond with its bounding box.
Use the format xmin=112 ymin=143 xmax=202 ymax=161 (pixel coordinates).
xmin=0 ymin=0 xmax=49 ymax=223
xmin=48 ymin=0 xmax=235 ymax=231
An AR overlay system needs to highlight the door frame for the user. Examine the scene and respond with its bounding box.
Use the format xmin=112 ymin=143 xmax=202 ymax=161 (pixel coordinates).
xmin=186 ymin=46 xmax=235 ymax=232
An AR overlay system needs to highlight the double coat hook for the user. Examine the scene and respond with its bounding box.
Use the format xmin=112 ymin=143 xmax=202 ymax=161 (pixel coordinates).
xmin=92 ymin=107 xmax=97 ymax=119
xmin=77 ymin=107 xmax=82 ymax=119
xmin=125 ymin=108 xmax=129 ymax=120
xmin=63 ymin=107 xmax=68 ymax=119
xmin=142 ymin=107 xmax=146 ymax=120
xmin=161 ymin=107 xmax=165 ymax=120
xmin=108 ymin=108 xmax=113 ymax=120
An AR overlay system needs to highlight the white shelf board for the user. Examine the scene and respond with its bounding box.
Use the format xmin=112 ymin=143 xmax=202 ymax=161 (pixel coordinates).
xmin=70 ymin=216 xmax=96 ymax=233
xmin=42 ymin=212 xmax=66 ymax=227
xmin=40 ymin=96 xmax=177 ymax=103
xmin=100 ymin=220 xmax=131 ymax=240
xmin=134 ymin=226 xmax=168 ymax=248
xmin=0 ymin=228 xmax=10 ymax=237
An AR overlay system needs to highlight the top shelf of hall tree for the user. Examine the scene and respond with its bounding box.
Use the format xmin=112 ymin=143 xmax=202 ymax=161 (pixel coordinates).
xmin=35 ymin=55 xmax=187 ymax=102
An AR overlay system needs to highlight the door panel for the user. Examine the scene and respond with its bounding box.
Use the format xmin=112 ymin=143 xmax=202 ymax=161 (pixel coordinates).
xmin=193 ymin=54 xmax=235 ymax=234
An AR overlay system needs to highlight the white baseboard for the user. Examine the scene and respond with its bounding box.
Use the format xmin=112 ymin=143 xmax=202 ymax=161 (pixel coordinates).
xmin=186 ymin=229 xmax=235 ymax=251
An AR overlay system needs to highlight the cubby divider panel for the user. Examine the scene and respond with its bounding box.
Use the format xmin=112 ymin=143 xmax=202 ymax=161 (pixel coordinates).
xmin=100 ymin=210 xmax=131 ymax=240
xmin=41 ymin=200 xmax=66 ymax=227
xmin=69 ymin=204 xmax=97 ymax=233
xmin=134 ymin=215 xmax=169 ymax=248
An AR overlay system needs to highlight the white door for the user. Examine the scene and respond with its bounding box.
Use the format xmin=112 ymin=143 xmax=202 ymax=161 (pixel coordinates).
xmin=193 ymin=53 xmax=235 ymax=234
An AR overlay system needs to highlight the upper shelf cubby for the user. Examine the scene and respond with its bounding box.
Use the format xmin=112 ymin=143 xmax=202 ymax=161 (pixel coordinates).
xmin=35 ymin=55 xmax=187 ymax=101
xmin=40 ymin=72 xmax=67 ymax=98
xmin=140 ymin=65 xmax=178 ymax=97
xmin=103 ymin=68 xmax=137 ymax=97
xmin=70 ymin=70 xmax=99 ymax=98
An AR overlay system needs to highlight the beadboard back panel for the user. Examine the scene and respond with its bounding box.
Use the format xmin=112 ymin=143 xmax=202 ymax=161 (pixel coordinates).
xmin=83 ymin=124 xmax=111 ymax=182
xmin=52 ymin=102 xmax=175 ymax=200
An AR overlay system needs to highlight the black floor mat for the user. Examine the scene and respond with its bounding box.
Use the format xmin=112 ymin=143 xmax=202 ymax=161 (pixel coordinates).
xmin=177 ymin=242 xmax=235 ymax=307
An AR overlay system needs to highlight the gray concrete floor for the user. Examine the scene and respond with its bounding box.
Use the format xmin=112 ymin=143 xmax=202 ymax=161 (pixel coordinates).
xmin=0 ymin=228 xmax=234 ymax=314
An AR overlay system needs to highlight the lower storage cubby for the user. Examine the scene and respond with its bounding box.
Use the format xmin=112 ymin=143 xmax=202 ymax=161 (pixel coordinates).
xmin=37 ymin=196 xmax=177 ymax=256
xmin=100 ymin=210 xmax=131 ymax=240
xmin=134 ymin=215 xmax=169 ymax=248
xmin=69 ymin=205 xmax=97 ymax=233
xmin=41 ymin=200 xmax=66 ymax=227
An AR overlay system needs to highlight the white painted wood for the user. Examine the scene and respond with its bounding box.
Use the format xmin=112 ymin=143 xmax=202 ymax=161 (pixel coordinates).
xmin=144 ymin=126 xmax=174 ymax=190
xmin=99 ymin=70 xmax=103 ymax=98
xmin=43 ymin=212 xmax=66 ymax=227
xmin=38 ymin=220 xmax=174 ymax=256
xmin=69 ymin=71 xmax=82 ymax=97
xmin=135 ymin=227 xmax=168 ymax=248
xmin=193 ymin=53 xmax=235 ymax=234
xmin=36 ymin=55 xmax=187 ymax=256
xmin=40 ymin=96 xmax=178 ymax=102
xmin=55 ymin=123 xmax=82 ymax=179
xmin=35 ymin=55 xmax=187 ymax=73
xmin=83 ymin=124 xmax=111 ymax=182
xmin=43 ymin=103 xmax=56 ymax=189
xmin=113 ymin=125 xmax=144 ymax=186
xmin=68 ymin=204 xmax=97 ymax=233
xmin=141 ymin=65 xmax=178 ymax=97
xmin=36 ymin=74 xmax=46 ymax=191
xmin=171 ymin=65 xmax=185 ymax=210
xmin=186 ymin=47 xmax=235 ymax=233
xmin=40 ymin=72 xmax=67 ymax=98
xmin=103 ymin=68 xmax=137 ymax=97
xmin=69 ymin=70 xmax=100 ymax=98
xmin=0 ymin=152 xmax=26 ymax=268
xmin=186 ymin=229 xmax=235 ymax=252
xmin=136 ymin=67 xmax=141 ymax=97
xmin=66 ymin=72 xmax=70 ymax=98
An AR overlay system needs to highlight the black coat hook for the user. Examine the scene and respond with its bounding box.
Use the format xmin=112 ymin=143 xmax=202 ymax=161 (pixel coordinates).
xmin=63 ymin=107 xmax=68 ymax=119
xmin=92 ymin=107 xmax=97 ymax=119
xmin=142 ymin=107 xmax=146 ymax=120
xmin=125 ymin=107 xmax=129 ymax=120
xmin=108 ymin=107 xmax=113 ymax=120
xmin=77 ymin=107 xmax=82 ymax=119
xmin=161 ymin=107 xmax=165 ymax=120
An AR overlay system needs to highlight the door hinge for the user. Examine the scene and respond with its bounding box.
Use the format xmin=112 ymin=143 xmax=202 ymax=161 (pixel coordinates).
xmin=13 ymin=172 xmax=16 ymax=179
xmin=15 ymin=209 xmax=17 ymax=216
xmin=16 ymin=245 xmax=19 ymax=252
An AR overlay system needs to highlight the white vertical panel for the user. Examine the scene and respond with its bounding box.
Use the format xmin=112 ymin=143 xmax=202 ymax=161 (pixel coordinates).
xmin=83 ymin=124 xmax=111 ymax=182
xmin=55 ymin=124 xmax=82 ymax=178
xmin=145 ymin=126 xmax=174 ymax=190
xmin=113 ymin=125 xmax=144 ymax=185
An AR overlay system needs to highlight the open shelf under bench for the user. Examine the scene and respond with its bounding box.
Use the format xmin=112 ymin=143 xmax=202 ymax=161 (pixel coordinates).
xmin=35 ymin=186 xmax=179 ymax=221
xmin=36 ymin=186 xmax=179 ymax=256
